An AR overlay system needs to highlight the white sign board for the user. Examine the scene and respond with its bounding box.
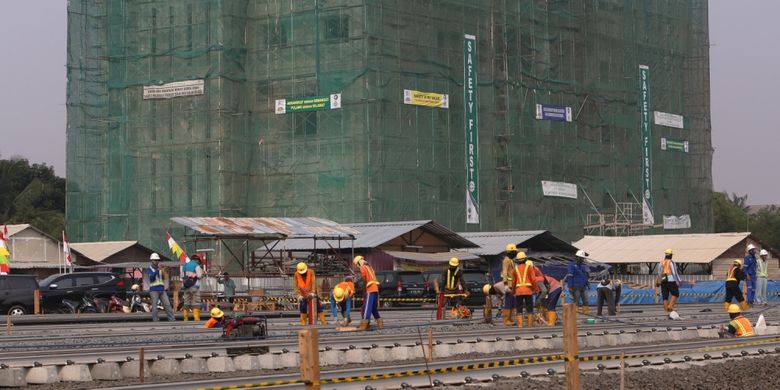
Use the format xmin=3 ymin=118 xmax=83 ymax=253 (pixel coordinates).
xmin=663 ymin=215 xmax=691 ymax=230
xmin=653 ymin=111 xmax=684 ymax=129
xmin=541 ymin=180 xmax=578 ymax=199
xmin=143 ymin=80 xmax=204 ymax=100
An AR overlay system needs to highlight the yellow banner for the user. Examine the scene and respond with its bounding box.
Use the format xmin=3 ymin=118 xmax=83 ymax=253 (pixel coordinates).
xmin=403 ymin=89 xmax=449 ymax=108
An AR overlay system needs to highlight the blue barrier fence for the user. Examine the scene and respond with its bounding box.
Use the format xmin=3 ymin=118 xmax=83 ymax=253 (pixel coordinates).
xmin=563 ymin=280 xmax=780 ymax=305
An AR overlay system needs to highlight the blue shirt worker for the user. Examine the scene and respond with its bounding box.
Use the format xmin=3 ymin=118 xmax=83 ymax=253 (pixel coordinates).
xmin=744 ymin=244 xmax=757 ymax=305
xmin=565 ymin=250 xmax=591 ymax=315
xmin=182 ymin=255 xmax=205 ymax=321
xmin=142 ymin=253 xmax=175 ymax=321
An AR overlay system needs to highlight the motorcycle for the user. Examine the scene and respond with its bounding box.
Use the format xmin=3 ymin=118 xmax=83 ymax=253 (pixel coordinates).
xmin=127 ymin=290 xmax=148 ymax=313
xmin=58 ymin=294 xmax=99 ymax=314
xmin=104 ymin=294 xmax=126 ymax=313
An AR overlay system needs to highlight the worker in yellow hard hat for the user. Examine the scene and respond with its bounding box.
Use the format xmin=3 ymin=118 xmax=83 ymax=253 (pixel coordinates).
xmin=204 ymin=307 xmax=225 ymax=329
xmin=353 ymin=255 xmax=382 ymax=330
xmin=718 ymin=304 xmax=754 ymax=338
xmin=725 ymin=259 xmax=748 ymax=312
xmin=512 ymin=253 xmax=544 ymax=328
xmin=434 ymin=257 xmax=469 ymax=318
xmin=657 ymin=249 xmax=681 ymax=312
xmin=500 ymin=244 xmax=519 ymax=326
xmin=293 ymin=261 xmax=326 ymax=326
xmin=330 ymin=276 xmax=355 ymax=325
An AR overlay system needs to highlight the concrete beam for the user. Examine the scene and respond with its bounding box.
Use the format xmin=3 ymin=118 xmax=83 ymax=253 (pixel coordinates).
xmin=180 ymin=358 xmax=208 ymax=374
xmin=258 ymin=353 xmax=282 ymax=370
xmin=90 ymin=363 xmax=122 ymax=381
xmin=25 ymin=366 xmax=58 ymax=384
xmin=233 ymin=355 xmax=260 ymax=371
xmin=59 ymin=365 xmax=93 ymax=382
xmin=120 ymin=360 xmax=149 ymax=378
xmin=0 ymin=368 xmax=26 ymax=387
xmin=207 ymin=356 xmax=236 ymax=373
xmin=151 ymin=359 xmax=181 ymax=376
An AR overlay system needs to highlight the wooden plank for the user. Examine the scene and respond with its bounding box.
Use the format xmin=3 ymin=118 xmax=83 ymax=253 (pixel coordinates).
xmin=298 ymin=328 xmax=321 ymax=390
xmin=563 ymin=303 xmax=580 ymax=390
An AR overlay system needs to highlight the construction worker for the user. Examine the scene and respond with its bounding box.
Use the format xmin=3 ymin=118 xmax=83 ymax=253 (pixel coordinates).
xmin=744 ymin=244 xmax=757 ymax=305
xmin=540 ymin=274 xmax=562 ymax=326
xmin=725 ymin=259 xmax=748 ymax=312
xmin=657 ymin=249 xmax=681 ymax=312
xmin=565 ymin=250 xmax=590 ymax=315
xmin=204 ymin=307 xmax=225 ymax=329
xmin=330 ymin=276 xmax=355 ymax=325
xmin=182 ymin=254 xmax=205 ymax=321
xmin=512 ymin=254 xmax=543 ymax=328
xmin=434 ymin=257 xmax=470 ymax=318
xmin=719 ymin=304 xmax=754 ymax=338
xmin=354 ymin=256 xmax=382 ymax=330
xmin=596 ymin=275 xmax=617 ymax=316
xmin=501 ymin=244 xmax=519 ymax=326
xmin=293 ymin=262 xmax=326 ymax=325
xmin=756 ymin=249 xmax=769 ymax=306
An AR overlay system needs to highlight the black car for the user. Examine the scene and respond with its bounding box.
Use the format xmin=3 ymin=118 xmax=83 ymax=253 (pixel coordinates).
xmin=0 ymin=275 xmax=39 ymax=315
xmin=39 ymin=272 xmax=125 ymax=311
xmin=355 ymin=270 xmax=429 ymax=307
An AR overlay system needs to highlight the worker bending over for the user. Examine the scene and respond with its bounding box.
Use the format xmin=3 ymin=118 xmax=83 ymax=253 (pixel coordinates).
xmin=513 ymin=255 xmax=543 ymax=328
xmin=331 ymin=276 xmax=355 ymax=325
xmin=204 ymin=307 xmax=226 ymax=329
xmin=719 ymin=304 xmax=754 ymax=338
xmin=540 ymin=275 xmax=562 ymax=326
xmin=657 ymin=249 xmax=681 ymax=312
xmin=354 ymin=256 xmax=383 ymax=330
xmin=725 ymin=259 xmax=748 ymax=312
xmin=294 ymin=262 xmax=326 ymax=325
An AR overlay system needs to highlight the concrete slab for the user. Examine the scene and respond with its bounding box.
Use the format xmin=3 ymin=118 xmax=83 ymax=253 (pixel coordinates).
xmin=345 ymin=348 xmax=369 ymax=364
xmin=278 ymin=353 xmax=298 ymax=369
xmin=433 ymin=343 xmax=452 ymax=359
xmin=407 ymin=345 xmax=425 ymax=360
xmin=25 ymin=366 xmax=58 ymax=384
xmin=513 ymin=339 xmax=532 ymax=351
xmin=207 ymin=356 xmax=236 ymax=373
xmin=369 ymin=347 xmax=389 ymax=363
xmin=532 ymin=338 xmax=552 ymax=350
xmin=475 ymin=341 xmax=495 ymax=354
xmin=59 ymin=365 xmax=92 ymax=382
xmin=390 ymin=346 xmax=410 ymax=361
xmin=180 ymin=358 xmax=208 ymax=374
xmin=151 ymin=359 xmax=181 ymax=376
xmin=0 ymin=368 xmax=26 ymax=387
xmin=697 ymin=328 xmax=718 ymax=339
xmin=233 ymin=355 xmax=260 ymax=371
xmin=320 ymin=350 xmax=345 ymax=366
xmin=635 ymin=332 xmax=656 ymax=344
xmin=550 ymin=337 xmax=564 ymax=350
xmin=451 ymin=343 xmax=474 ymax=356
xmin=618 ymin=333 xmax=635 ymax=345
xmin=668 ymin=330 xmax=684 ymax=341
xmin=680 ymin=329 xmax=699 ymax=340
xmin=583 ymin=335 xmax=603 ymax=348
xmin=120 ymin=361 xmax=149 ymax=379
xmin=258 ymin=353 xmax=282 ymax=370
xmin=90 ymin=363 xmax=122 ymax=380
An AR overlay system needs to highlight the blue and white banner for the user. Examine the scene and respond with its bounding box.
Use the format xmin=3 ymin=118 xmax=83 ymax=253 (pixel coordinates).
xmin=535 ymin=104 xmax=572 ymax=122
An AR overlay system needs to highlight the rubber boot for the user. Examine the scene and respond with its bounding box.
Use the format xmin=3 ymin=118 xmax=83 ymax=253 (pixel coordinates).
xmin=502 ymin=309 xmax=512 ymax=326
xmin=516 ymin=315 xmax=524 ymax=329
xmin=377 ymin=319 xmax=384 ymax=330
xmin=740 ymin=300 xmax=748 ymax=311
xmin=182 ymin=309 xmax=190 ymax=321
xmin=582 ymin=306 xmax=589 ymax=315
xmin=526 ymin=314 xmax=535 ymax=328
xmin=723 ymin=302 xmax=730 ymax=312
xmin=669 ymin=296 xmax=677 ymax=312
xmin=319 ymin=312 xmax=327 ymax=325
xmin=358 ymin=321 xmax=370 ymax=330
xmin=547 ymin=311 xmax=557 ymax=326
xmin=193 ymin=308 xmax=201 ymax=321
xmin=300 ymin=314 xmax=308 ymax=326
xmin=508 ymin=309 xmax=516 ymax=325
xmin=662 ymin=300 xmax=669 ymax=312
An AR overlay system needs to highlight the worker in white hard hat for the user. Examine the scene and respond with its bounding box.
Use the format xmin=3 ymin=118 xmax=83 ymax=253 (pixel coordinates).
xmin=564 ymin=250 xmax=591 ymax=315
xmin=725 ymin=259 xmax=748 ymax=312
xmin=500 ymin=244 xmax=519 ymax=326
xmin=756 ymin=249 xmax=770 ymax=306
xmin=744 ymin=244 xmax=757 ymax=305
xmin=718 ymin=304 xmax=754 ymax=338
xmin=656 ymin=249 xmax=681 ymax=312
xmin=293 ymin=262 xmax=326 ymax=326
xmin=434 ymin=257 xmax=470 ymax=318
xmin=142 ymin=253 xmax=176 ymax=321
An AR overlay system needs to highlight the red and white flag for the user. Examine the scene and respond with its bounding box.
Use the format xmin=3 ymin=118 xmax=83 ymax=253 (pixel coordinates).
xmin=62 ymin=231 xmax=73 ymax=266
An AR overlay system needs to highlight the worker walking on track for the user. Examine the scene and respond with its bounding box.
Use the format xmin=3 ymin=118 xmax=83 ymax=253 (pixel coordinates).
xmin=330 ymin=276 xmax=355 ymax=325
xmin=501 ymin=244 xmax=519 ymax=326
xmin=719 ymin=304 xmax=754 ymax=338
xmin=725 ymin=259 xmax=748 ymax=312
xmin=744 ymin=244 xmax=758 ymax=306
xmin=657 ymin=249 xmax=681 ymax=312
xmin=182 ymin=254 xmax=205 ymax=321
xmin=294 ymin=262 xmax=327 ymax=326
xmin=354 ymin=256 xmax=383 ymax=330
xmin=513 ymin=255 xmax=543 ymax=328
xmin=565 ymin=250 xmax=591 ymax=315
xmin=756 ymin=249 xmax=770 ymax=306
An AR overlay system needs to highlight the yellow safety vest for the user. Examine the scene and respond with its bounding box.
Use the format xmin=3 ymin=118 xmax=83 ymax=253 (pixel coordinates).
xmin=515 ymin=265 xmax=532 ymax=287
xmin=726 ymin=266 xmax=738 ymax=282
xmin=445 ymin=268 xmax=460 ymax=290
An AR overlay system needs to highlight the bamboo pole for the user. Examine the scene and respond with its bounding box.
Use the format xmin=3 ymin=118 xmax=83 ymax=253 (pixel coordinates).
xmin=299 ymin=328 xmax=321 ymax=390
xmin=139 ymin=347 xmax=145 ymax=384
xmin=563 ymin=303 xmax=580 ymax=390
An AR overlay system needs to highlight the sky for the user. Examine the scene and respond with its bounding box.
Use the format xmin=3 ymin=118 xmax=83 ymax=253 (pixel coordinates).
xmin=0 ymin=1 xmax=778 ymax=204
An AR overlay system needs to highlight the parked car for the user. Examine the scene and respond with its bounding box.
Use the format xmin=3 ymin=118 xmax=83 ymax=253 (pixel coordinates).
xmin=0 ymin=275 xmax=39 ymax=315
xmin=39 ymin=272 xmax=125 ymax=311
xmin=423 ymin=269 xmax=489 ymax=308
xmin=355 ymin=270 xmax=429 ymax=307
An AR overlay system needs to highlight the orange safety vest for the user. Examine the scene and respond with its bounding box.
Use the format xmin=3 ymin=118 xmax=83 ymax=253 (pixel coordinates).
xmin=730 ymin=316 xmax=755 ymax=337
xmin=726 ymin=266 xmax=738 ymax=282
xmin=361 ymin=265 xmax=380 ymax=293
xmin=513 ymin=264 xmax=536 ymax=295
xmin=661 ymin=259 xmax=673 ymax=276
xmin=295 ymin=271 xmax=314 ymax=292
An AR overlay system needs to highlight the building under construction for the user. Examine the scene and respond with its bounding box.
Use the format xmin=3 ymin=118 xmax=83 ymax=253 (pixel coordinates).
xmin=66 ymin=0 xmax=714 ymax=254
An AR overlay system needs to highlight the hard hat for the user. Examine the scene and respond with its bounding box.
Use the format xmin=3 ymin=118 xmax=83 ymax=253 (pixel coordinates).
xmin=665 ymin=249 xmax=673 ymax=255
xmin=760 ymin=249 xmax=769 ymax=256
xmin=515 ymin=251 xmax=527 ymax=260
xmin=482 ymin=284 xmax=491 ymax=295
xmin=131 ymin=284 xmax=140 ymax=291
xmin=333 ymin=287 xmax=346 ymax=302
xmin=210 ymin=307 xmax=224 ymax=318
xmin=296 ymin=262 xmax=308 ymax=274
xmin=449 ymin=257 xmax=459 ymax=267
xmin=575 ymin=250 xmax=588 ymax=258
xmin=150 ymin=253 xmax=160 ymax=260
xmin=727 ymin=304 xmax=741 ymax=314
xmin=505 ymin=244 xmax=517 ymax=252
xmin=352 ymin=255 xmax=365 ymax=266
xmin=734 ymin=259 xmax=743 ymax=266
xmin=525 ymin=260 xmax=534 ymax=267
xmin=747 ymin=244 xmax=756 ymax=251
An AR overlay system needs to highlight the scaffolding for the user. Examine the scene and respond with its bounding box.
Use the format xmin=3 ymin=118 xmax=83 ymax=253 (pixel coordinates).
xmin=66 ymin=0 xmax=714 ymax=258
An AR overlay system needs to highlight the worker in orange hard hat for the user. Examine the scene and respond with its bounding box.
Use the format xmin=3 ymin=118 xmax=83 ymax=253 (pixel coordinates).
xmin=294 ymin=262 xmax=326 ymax=326
xmin=354 ymin=256 xmax=382 ymax=330
xmin=725 ymin=259 xmax=748 ymax=312
xmin=718 ymin=304 xmax=754 ymax=338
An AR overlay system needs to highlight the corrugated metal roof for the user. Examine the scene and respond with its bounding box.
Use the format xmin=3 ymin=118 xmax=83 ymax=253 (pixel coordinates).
xmin=278 ymin=220 xmax=477 ymax=250
xmin=382 ymin=250 xmax=480 ymax=262
xmin=83 ymin=261 xmax=180 ymax=269
xmin=573 ymin=233 xmax=752 ymax=264
xmin=457 ymin=231 xmax=578 ymax=256
xmin=3 ymin=224 xmax=31 ymax=237
xmin=69 ymin=241 xmax=138 ymax=262
xmin=171 ymin=217 xmax=358 ymax=239
xmin=9 ymin=262 xmax=85 ymax=269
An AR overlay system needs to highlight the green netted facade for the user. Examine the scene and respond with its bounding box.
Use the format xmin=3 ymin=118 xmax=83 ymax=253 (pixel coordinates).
xmin=66 ymin=0 xmax=713 ymax=251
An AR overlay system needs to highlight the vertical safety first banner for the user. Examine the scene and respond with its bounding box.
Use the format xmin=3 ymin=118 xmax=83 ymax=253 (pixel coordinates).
xmin=464 ymin=34 xmax=480 ymax=225
xmin=639 ymin=65 xmax=654 ymax=225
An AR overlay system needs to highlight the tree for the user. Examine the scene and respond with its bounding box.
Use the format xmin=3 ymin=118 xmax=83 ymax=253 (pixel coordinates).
xmin=713 ymin=191 xmax=780 ymax=251
xmin=0 ymin=158 xmax=65 ymax=238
